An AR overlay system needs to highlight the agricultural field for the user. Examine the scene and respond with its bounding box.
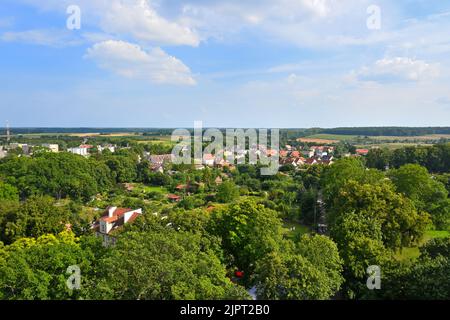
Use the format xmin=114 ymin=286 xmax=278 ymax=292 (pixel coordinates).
xmin=300 ymin=133 xmax=450 ymax=148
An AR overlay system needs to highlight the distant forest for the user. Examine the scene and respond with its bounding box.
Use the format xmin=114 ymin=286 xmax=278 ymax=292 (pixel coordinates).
xmin=3 ymin=127 xmax=450 ymax=137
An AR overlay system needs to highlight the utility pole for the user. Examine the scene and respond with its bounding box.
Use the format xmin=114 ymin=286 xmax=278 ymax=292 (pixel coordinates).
xmin=6 ymin=121 xmax=10 ymax=143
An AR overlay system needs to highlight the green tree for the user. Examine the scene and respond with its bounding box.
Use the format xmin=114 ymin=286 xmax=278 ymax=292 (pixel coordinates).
xmin=388 ymin=164 xmax=449 ymax=229
xmin=0 ymin=231 xmax=104 ymax=300
xmin=2 ymin=196 xmax=71 ymax=243
xmin=95 ymin=230 xmax=249 ymax=300
xmin=254 ymin=236 xmax=343 ymax=300
xmin=210 ymin=199 xmax=284 ymax=274
xmin=0 ymin=181 xmax=19 ymax=202
xmin=216 ymin=181 xmax=239 ymax=203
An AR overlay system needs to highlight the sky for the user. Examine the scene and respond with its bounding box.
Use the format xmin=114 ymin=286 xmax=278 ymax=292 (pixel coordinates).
xmin=0 ymin=0 xmax=449 ymax=128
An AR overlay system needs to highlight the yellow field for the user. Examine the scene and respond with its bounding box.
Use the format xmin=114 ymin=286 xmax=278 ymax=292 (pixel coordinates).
xmin=68 ymin=133 xmax=139 ymax=137
xmin=297 ymin=137 xmax=339 ymax=144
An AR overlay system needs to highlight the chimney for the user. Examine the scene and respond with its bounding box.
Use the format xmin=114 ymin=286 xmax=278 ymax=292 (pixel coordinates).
xmin=108 ymin=206 xmax=117 ymax=217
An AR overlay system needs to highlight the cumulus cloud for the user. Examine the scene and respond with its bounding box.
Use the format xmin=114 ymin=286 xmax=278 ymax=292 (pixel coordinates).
xmin=353 ymin=57 xmax=440 ymax=82
xmin=100 ymin=0 xmax=199 ymax=46
xmin=84 ymin=40 xmax=196 ymax=85
xmin=14 ymin=0 xmax=200 ymax=47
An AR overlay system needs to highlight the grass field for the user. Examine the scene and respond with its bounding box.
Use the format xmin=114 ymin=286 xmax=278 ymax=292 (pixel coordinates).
xmin=395 ymin=229 xmax=450 ymax=261
xmin=355 ymin=143 xmax=425 ymax=150
xmin=283 ymin=221 xmax=312 ymax=240
xmin=299 ymin=133 xmax=449 ymax=149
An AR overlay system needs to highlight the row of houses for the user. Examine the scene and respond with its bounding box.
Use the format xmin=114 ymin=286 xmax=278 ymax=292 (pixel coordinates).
xmin=278 ymin=145 xmax=336 ymax=167
xmin=68 ymin=144 xmax=116 ymax=156
xmin=0 ymin=143 xmax=117 ymax=158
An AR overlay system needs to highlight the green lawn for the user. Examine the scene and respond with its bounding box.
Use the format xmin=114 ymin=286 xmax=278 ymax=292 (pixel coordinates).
xmin=394 ymin=229 xmax=450 ymax=261
xmin=129 ymin=183 xmax=169 ymax=194
xmin=283 ymin=221 xmax=312 ymax=240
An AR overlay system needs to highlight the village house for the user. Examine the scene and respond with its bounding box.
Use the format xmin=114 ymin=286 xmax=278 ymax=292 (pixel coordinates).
xmin=356 ymin=149 xmax=370 ymax=156
xmin=42 ymin=143 xmax=59 ymax=153
xmin=97 ymin=144 xmax=116 ymax=153
xmin=167 ymin=194 xmax=181 ymax=202
xmin=203 ymin=153 xmax=216 ymax=166
xmin=68 ymin=145 xmax=93 ymax=157
xmin=93 ymin=206 xmax=143 ymax=246
xmin=0 ymin=146 xmax=7 ymax=159
xmin=149 ymin=154 xmax=173 ymax=165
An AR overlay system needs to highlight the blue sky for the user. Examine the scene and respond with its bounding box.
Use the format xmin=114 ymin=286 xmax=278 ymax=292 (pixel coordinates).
xmin=0 ymin=0 xmax=449 ymax=128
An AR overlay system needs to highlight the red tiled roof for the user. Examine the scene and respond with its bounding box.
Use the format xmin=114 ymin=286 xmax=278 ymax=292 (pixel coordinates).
xmin=102 ymin=216 xmax=119 ymax=223
xmin=127 ymin=212 xmax=141 ymax=224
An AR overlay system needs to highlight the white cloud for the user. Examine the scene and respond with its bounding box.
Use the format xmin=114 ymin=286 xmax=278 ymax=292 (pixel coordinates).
xmin=15 ymin=0 xmax=200 ymax=47
xmin=100 ymin=0 xmax=199 ymax=46
xmin=84 ymin=40 xmax=196 ymax=86
xmin=352 ymin=57 xmax=440 ymax=82
xmin=301 ymin=0 xmax=332 ymax=18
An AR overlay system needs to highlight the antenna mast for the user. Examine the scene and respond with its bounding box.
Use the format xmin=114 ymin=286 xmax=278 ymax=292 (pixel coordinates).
xmin=6 ymin=121 xmax=10 ymax=143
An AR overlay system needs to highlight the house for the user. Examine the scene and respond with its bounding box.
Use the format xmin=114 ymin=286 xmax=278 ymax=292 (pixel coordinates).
xmin=149 ymin=154 xmax=173 ymax=165
xmin=295 ymin=157 xmax=306 ymax=166
xmin=167 ymin=194 xmax=181 ymax=202
xmin=94 ymin=206 xmax=142 ymax=246
xmin=203 ymin=154 xmax=215 ymax=166
xmin=42 ymin=144 xmax=59 ymax=153
xmin=215 ymin=176 xmax=223 ymax=185
xmin=266 ymin=149 xmax=278 ymax=157
xmin=151 ymin=164 xmax=164 ymax=173
xmin=9 ymin=143 xmax=31 ymax=155
xmin=68 ymin=145 xmax=92 ymax=157
xmin=122 ymin=183 xmax=135 ymax=192
xmin=98 ymin=144 xmax=116 ymax=153
xmin=279 ymin=150 xmax=289 ymax=158
xmin=280 ymin=157 xmax=298 ymax=167
xmin=305 ymin=158 xmax=318 ymax=165
xmin=356 ymin=149 xmax=370 ymax=156
xmin=0 ymin=146 xmax=7 ymax=159
xmin=68 ymin=147 xmax=88 ymax=156
xmin=291 ymin=151 xmax=301 ymax=158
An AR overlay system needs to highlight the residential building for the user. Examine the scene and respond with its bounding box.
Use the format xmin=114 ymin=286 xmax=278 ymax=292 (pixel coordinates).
xmin=167 ymin=194 xmax=181 ymax=202
xmin=98 ymin=144 xmax=116 ymax=153
xmin=42 ymin=144 xmax=59 ymax=153
xmin=93 ymin=206 xmax=143 ymax=246
xmin=68 ymin=147 xmax=89 ymax=156
xmin=356 ymin=149 xmax=370 ymax=156
xmin=149 ymin=154 xmax=173 ymax=165
xmin=203 ymin=153 xmax=215 ymax=166
xmin=0 ymin=146 xmax=7 ymax=159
